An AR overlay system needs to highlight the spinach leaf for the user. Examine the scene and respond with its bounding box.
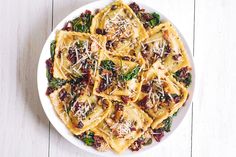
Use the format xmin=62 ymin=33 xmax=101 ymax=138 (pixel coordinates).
xmin=73 ymin=23 xmax=86 ymax=32
xmin=83 ymin=137 xmax=94 ymax=146
xmin=183 ymin=73 xmax=192 ymax=87
xmin=46 ymin=68 xmax=52 ymax=81
xmin=149 ymin=12 xmax=160 ymax=27
xmin=173 ymin=69 xmax=192 ymax=87
xmin=48 ymin=78 xmax=66 ymax=89
xmin=163 ymin=116 xmax=173 ymax=132
xmin=88 ymin=131 xmax=94 ymax=136
xmin=72 ymin=13 xmax=93 ymax=33
xmin=74 ymin=131 xmax=95 ymax=146
xmin=50 ymin=40 xmax=56 ymax=59
xmin=81 ymin=131 xmax=95 ymax=146
xmin=121 ymin=66 xmax=140 ymax=81
xmin=100 ymin=60 xmax=115 ymax=71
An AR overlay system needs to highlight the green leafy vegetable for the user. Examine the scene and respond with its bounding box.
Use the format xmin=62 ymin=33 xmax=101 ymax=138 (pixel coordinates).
xmin=83 ymin=137 xmax=95 ymax=146
xmin=163 ymin=116 xmax=173 ymax=132
xmin=173 ymin=69 xmax=192 ymax=87
xmin=100 ymin=60 xmax=115 ymax=71
xmin=149 ymin=12 xmax=160 ymax=27
xmin=72 ymin=14 xmax=93 ymax=33
xmin=48 ymin=78 xmax=67 ymax=89
xmin=183 ymin=73 xmax=192 ymax=87
xmin=74 ymin=131 xmax=95 ymax=146
xmin=46 ymin=68 xmax=52 ymax=81
xmin=81 ymin=131 xmax=95 ymax=146
xmin=50 ymin=40 xmax=56 ymax=59
xmin=121 ymin=66 xmax=140 ymax=81
xmin=46 ymin=40 xmax=60 ymax=89
xmin=88 ymin=131 xmax=94 ymax=137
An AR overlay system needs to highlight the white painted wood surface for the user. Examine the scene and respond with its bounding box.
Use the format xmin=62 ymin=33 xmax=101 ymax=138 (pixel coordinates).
xmin=193 ymin=0 xmax=236 ymax=156
xmin=0 ymin=0 xmax=51 ymax=157
xmin=0 ymin=0 xmax=235 ymax=156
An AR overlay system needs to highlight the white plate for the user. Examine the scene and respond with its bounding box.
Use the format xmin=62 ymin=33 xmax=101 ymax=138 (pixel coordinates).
xmin=37 ymin=0 xmax=195 ymax=156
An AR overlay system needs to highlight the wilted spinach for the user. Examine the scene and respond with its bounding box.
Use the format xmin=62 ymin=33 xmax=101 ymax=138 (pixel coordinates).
xmin=72 ymin=12 xmax=93 ymax=33
xmin=50 ymin=40 xmax=56 ymax=59
xmin=48 ymin=78 xmax=66 ymax=89
xmin=173 ymin=68 xmax=192 ymax=87
xmin=149 ymin=12 xmax=160 ymax=27
xmin=163 ymin=116 xmax=173 ymax=132
xmin=75 ymin=131 xmax=95 ymax=146
xmin=100 ymin=60 xmax=115 ymax=71
xmin=121 ymin=66 xmax=140 ymax=81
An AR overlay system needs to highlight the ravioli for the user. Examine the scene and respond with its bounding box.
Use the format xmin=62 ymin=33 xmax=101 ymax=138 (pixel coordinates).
xmin=93 ymin=52 xmax=144 ymax=102
xmin=92 ymin=101 xmax=153 ymax=153
xmin=53 ymin=31 xmax=106 ymax=80
xmin=136 ymin=62 xmax=188 ymax=128
xmin=140 ymin=22 xmax=190 ymax=71
xmin=49 ymin=83 xmax=111 ymax=135
xmin=90 ymin=0 xmax=148 ymax=58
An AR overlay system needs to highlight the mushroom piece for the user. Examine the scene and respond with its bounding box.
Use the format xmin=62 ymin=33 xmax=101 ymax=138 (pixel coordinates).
xmin=114 ymin=110 xmax=123 ymax=122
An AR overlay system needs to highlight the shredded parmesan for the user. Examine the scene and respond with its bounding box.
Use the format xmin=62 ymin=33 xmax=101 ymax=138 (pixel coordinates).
xmin=145 ymin=38 xmax=162 ymax=44
xmin=89 ymin=36 xmax=104 ymax=49
xmin=110 ymin=120 xmax=132 ymax=137
xmin=72 ymin=100 xmax=93 ymax=120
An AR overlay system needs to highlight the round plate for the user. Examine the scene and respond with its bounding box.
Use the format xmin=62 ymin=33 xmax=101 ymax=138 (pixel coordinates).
xmin=37 ymin=0 xmax=195 ymax=156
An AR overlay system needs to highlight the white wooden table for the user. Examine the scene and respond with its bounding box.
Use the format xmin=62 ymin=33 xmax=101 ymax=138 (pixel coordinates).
xmin=1 ymin=0 xmax=236 ymax=156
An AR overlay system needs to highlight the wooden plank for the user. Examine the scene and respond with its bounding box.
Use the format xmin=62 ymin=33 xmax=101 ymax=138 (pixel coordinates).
xmin=192 ymin=0 xmax=236 ymax=156
xmin=0 ymin=0 xmax=52 ymax=157
xmin=50 ymin=0 xmax=194 ymax=156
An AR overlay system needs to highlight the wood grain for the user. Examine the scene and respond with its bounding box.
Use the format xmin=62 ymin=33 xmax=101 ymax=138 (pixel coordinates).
xmin=49 ymin=0 xmax=194 ymax=157
xmin=0 ymin=0 xmax=52 ymax=157
xmin=193 ymin=0 xmax=236 ymax=156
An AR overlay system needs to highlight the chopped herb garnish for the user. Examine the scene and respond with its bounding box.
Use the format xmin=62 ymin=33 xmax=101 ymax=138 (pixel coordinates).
xmin=149 ymin=12 xmax=160 ymax=27
xmin=163 ymin=116 xmax=173 ymax=132
xmin=100 ymin=60 xmax=115 ymax=71
xmin=121 ymin=66 xmax=140 ymax=81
